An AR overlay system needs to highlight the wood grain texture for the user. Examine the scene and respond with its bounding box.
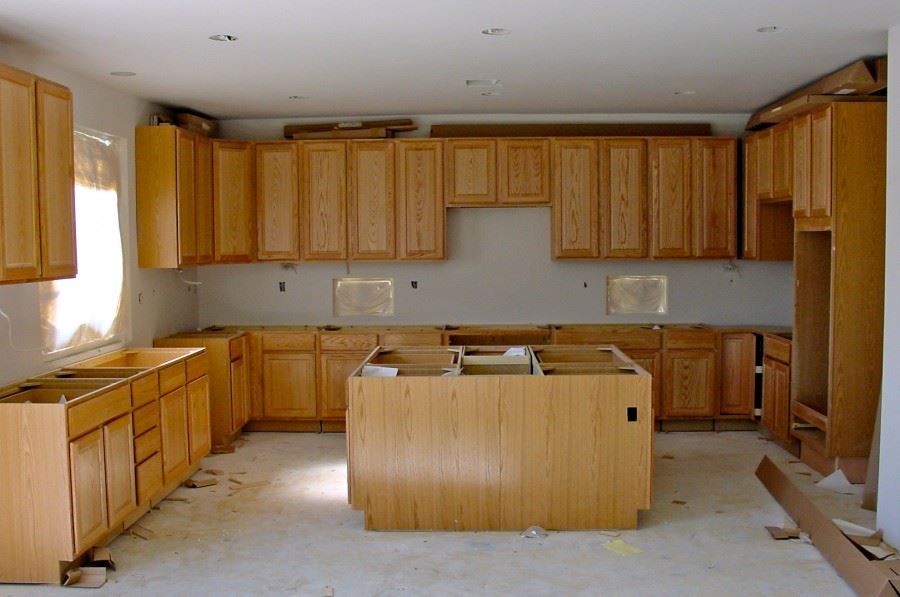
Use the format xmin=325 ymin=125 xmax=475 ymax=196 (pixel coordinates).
xmin=136 ymin=127 xmax=179 ymax=268
xmin=103 ymin=414 xmax=136 ymax=528
xmin=662 ymin=350 xmax=716 ymax=418
xmin=497 ymin=138 xmax=550 ymax=205
xmin=67 ymin=385 xmax=131 ymax=440
xmin=649 ymin=138 xmax=692 ymax=258
xmin=187 ymin=376 xmax=211 ymax=463
xmin=319 ymin=352 xmax=369 ymax=419
xmin=397 ymin=140 xmax=444 ymax=259
xmin=551 ymin=139 xmax=599 ymax=258
xmin=743 ymin=136 xmax=758 ymax=259
xmin=194 ymin=135 xmax=214 ymax=264
xmin=176 ymin=128 xmax=197 ymax=265
xmin=771 ymin=121 xmax=793 ymax=199
xmin=349 ymin=140 xmax=395 ymax=259
xmin=0 ymin=65 xmax=40 ymax=281
xmin=444 ymin=139 xmax=496 ymax=205
xmin=159 ymin=387 xmax=189 ymax=482
xmin=69 ymin=429 xmax=108 ymax=554
xmin=692 ymin=138 xmax=736 ymax=258
xmin=263 ymin=353 xmax=317 ymax=419
xmin=301 ymin=141 xmax=347 ymax=260
xmin=212 ymin=140 xmax=255 ymax=262
xmin=809 ymin=106 xmax=832 ymax=220
xmin=35 ymin=79 xmax=76 ymax=279
xmin=230 ymin=355 xmax=250 ymax=430
xmin=719 ymin=333 xmax=755 ymax=416
xmin=256 ymin=142 xmax=299 ymax=261
xmin=792 ymin=113 xmax=811 ymax=218
xmin=756 ymin=128 xmax=773 ymax=200
xmin=793 ymin=230 xmax=831 ymax=417
xmin=599 ymin=139 xmax=647 ymax=258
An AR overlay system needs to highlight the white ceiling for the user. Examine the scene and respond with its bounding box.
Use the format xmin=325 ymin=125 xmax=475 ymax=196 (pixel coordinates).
xmin=1 ymin=0 xmax=899 ymax=119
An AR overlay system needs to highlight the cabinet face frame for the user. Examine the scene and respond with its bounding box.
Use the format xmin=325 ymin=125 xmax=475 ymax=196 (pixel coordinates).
xmin=349 ymin=140 xmax=396 ymax=259
xmin=256 ymin=141 xmax=300 ymax=261
xmin=743 ymin=136 xmax=759 ymax=259
xmin=396 ymin=140 xmax=445 ymax=260
xmin=301 ymin=141 xmax=348 ymax=260
xmin=599 ymin=138 xmax=647 ymax=258
xmin=497 ymin=138 xmax=551 ymax=205
xmin=551 ymin=139 xmax=599 ymax=258
xmin=444 ymin=139 xmax=497 ymax=206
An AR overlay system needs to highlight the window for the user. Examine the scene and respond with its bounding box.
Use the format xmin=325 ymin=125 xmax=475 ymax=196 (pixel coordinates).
xmin=39 ymin=128 xmax=128 ymax=356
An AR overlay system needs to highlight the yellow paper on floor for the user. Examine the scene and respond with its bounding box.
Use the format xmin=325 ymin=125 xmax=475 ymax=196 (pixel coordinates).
xmin=602 ymin=538 xmax=642 ymax=556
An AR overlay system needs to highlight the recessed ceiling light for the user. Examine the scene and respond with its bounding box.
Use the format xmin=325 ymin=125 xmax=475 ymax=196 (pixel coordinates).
xmin=481 ymin=27 xmax=510 ymax=36
xmin=288 ymin=95 xmax=307 ymax=100
xmin=209 ymin=34 xmax=238 ymax=42
xmin=466 ymin=79 xmax=501 ymax=87
xmin=756 ymin=26 xmax=784 ymax=33
xmin=109 ymin=71 xmax=136 ymax=77
xmin=481 ymin=91 xmax=501 ymax=97
xmin=673 ymin=90 xmax=696 ymax=96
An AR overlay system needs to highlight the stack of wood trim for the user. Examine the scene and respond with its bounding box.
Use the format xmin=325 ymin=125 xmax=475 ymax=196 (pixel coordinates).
xmin=284 ymin=118 xmax=417 ymax=139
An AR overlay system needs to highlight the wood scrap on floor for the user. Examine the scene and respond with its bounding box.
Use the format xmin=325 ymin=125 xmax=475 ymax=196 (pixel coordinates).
xmin=164 ymin=496 xmax=191 ymax=503
xmin=766 ymin=526 xmax=801 ymax=540
xmin=183 ymin=477 xmax=218 ymax=488
xmin=204 ymin=468 xmax=224 ymax=476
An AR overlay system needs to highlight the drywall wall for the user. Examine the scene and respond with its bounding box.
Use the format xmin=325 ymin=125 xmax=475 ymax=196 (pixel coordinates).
xmin=197 ymin=112 xmax=792 ymax=327
xmin=0 ymin=42 xmax=198 ymax=386
xmin=878 ymin=25 xmax=900 ymax=545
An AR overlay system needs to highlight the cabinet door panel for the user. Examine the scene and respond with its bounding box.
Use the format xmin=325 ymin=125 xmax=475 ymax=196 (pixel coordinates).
xmin=498 ymin=139 xmax=550 ymax=204
xmin=720 ymin=333 xmax=755 ymax=416
xmin=792 ymin=114 xmax=811 ymax=218
xmin=0 ymin=65 xmax=40 ymax=281
xmin=213 ymin=140 xmax=255 ymax=262
xmin=302 ymin=141 xmax=347 ymax=260
xmin=662 ymin=350 xmax=715 ymax=418
xmin=552 ymin=140 xmax=599 ymax=258
xmin=319 ymin=352 xmax=367 ymax=419
xmin=36 ymin=79 xmax=76 ymax=279
xmin=599 ymin=139 xmax=647 ymax=258
xmin=263 ymin=353 xmax=317 ymax=419
xmin=69 ymin=429 xmax=108 ymax=553
xmin=187 ymin=376 xmax=211 ymax=463
xmin=809 ymin=107 xmax=832 ymax=218
xmin=445 ymin=139 xmax=495 ymax=205
xmin=773 ymin=360 xmax=791 ymax=442
xmin=743 ymin=137 xmax=758 ymax=259
xmin=771 ymin=121 xmax=793 ymax=199
xmin=159 ymin=387 xmax=189 ymax=482
xmin=176 ymin=129 xmax=197 ymax=265
xmin=762 ymin=358 xmax=777 ymax=434
xmin=195 ymin=135 xmax=214 ymax=264
xmin=104 ymin=414 xmax=136 ymax=527
xmin=397 ymin=141 xmax=444 ymax=259
xmin=257 ymin=142 xmax=300 ymax=260
xmin=756 ymin=129 xmax=773 ymax=200
xmin=231 ymin=356 xmax=250 ymax=429
xmin=349 ymin=141 xmax=395 ymax=259
xmin=649 ymin=139 xmax=692 ymax=258
xmin=625 ymin=350 xmax=661 ymax=417
xmin=692 ymin=139 xmax=736 ymax=258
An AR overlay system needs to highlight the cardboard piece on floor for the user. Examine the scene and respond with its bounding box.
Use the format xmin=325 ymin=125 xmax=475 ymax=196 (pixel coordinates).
xmin=766 ymin=526 xmax=801 ymax=540
xmin=89 ymin=547 xmax=115 ymax=570
xmin=863 ymin=398 xmax=882 ymax=511
xmin=204 ymin=468 xmax=225 ymax=476
xmin=833 ymin=520 xmax=898 ymax=561
xmin=756 ymin=456 xmax=900 ymax=596
xmin=815 ymin=469 xmax=860 ymax=495
xmin=602 ymin=539 xmax=642 ymax=557
xmin=63 ymin=567 xmax=107 ymax=588
xmin=183 ymin=477 xmax=218 ymax=488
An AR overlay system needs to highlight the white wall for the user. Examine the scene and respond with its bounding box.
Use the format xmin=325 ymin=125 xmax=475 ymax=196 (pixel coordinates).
xmin=0 ymin=42 xmax=199 ymax=386
xmin=878 ymin=26 xmax=900 ymax=545
xmin=198 ymin=113 xmax=792 ymax=327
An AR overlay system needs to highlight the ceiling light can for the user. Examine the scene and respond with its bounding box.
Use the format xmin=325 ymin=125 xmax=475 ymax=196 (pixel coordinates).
xmin=481 ymin=27 xmax=510 ymax=36
xmin=109 ymin=71 xmax=136 ymax=77
xmin=755 ymin=26 xmax=784 ymax=33
xmin=209 ymin=34 xmax=238 ymax=42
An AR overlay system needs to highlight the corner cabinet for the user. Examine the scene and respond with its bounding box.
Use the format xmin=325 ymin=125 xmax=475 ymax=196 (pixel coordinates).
xmin=0 ymin=63 xmax=76 ymax=283
xmin=397 ymin=141 xmax=445 ymax=260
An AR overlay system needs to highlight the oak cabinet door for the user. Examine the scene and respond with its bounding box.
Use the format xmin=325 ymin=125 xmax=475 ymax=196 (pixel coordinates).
xmin=256 ymin=142 xmax=300 ymax=261
xmin=230 ymin=355 xmax=250 ymax=429
xmin=772 ymin=359 xmax=791 ymax=443
xmin=69 ymin=429 xmax=108 ymax=553
xmin=498 ymin=139 xmax=550 ymax=205
xmin=792 ymin=114 xmax=811 ymax=218
xmin=187 ymin=376 xmax=211 ymax=463
xmin=397 ymin=141 xmax=444 ymax=259
xmin=445 ymin=139 xmax=496 ymax=205
xmin=349 ymin=141 xmax=395 ymax=259
xmin=212 ymin=140 xmax=255 ymax=262
xmin=599 ymin=139 xmax=647 ymax=258
xmin=103 ymin=414 xmax=136 ymax=527
xmin=0 ymin=65 xmax=40 ymax=281
xmin=263 ymin=352 xmax=318 ymax=419
xmin=624 ymin=350 xmax=662 ymax=417
xmin=176 ymin=128 xmax=197 ymax=265
xmin=743 ymin=136 xmax=758 ymax=259
xmin=302 ymin=141 xmax=347 ymax=260
xmin=720 ymin=333 xmax=756 ymax=416
xmin=771 ymin=121 xmax=793 ymax=199
xmin=159 ymin=387 xmax=189 ymax=482
xmin=319 ymin=352 xmax=368 ymax=419
xmin=551 ymin=139 xmax=598 ymax=258
xmin=809 ymin=107 xmax=832 ymax=219
xmin=662 ymin=350 xmax=716 ymax=418
xmin=692 ymin=138 xmax=736 ymax=258
xmin=195 ymin=135 xmax=214 ymax=264
xmin=649 ymin=139 xmax=692 ymax=258
xmin=36 ymin=79 xmax=76 ymax=279
xmin=762 ymin=358 xmax=777 ymax=434
xmin=756 ymin=128 xmax=773 ymax=200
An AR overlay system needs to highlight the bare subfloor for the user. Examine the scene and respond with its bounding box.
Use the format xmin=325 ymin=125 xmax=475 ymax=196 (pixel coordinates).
xmin=5 ymin=431 xmax=874 ymax=596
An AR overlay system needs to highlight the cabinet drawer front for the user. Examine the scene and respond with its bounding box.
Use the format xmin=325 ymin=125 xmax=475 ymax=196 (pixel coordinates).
xmin=134 ymin=427 xmax=162 ymax=464
xmin=68 ymin=385 xmax=131 ymax=439
xmin=380 ymin=332 xmax=443 ymax=347
xmin=764 ymin=335 xmax=791 ymax=364
xmin=158 ymin=362 xmax=186 ymax=395
xmin=131 ymin=373 xmax=159 ymax=408
xmin=135 ymin=452 xmax=163 ymax=505
xmin=664 ymin=329 xmax=717 ymax=350
xmin=133 ymin=400 xmax=160 ymax=436
xmin=229 ymin=337 xmax=244 ymax=359
xmin=186 ymin=352 xmax=209 ymax=382
xmin=261 ymin=332 xmax=316 ymax=352
xmin=319 ymin=333 xmax=378 ymax=351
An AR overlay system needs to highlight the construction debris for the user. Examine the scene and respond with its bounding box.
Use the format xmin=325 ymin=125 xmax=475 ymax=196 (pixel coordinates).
xmin=520 ymin=525 xmax=548 ymax=539
xmin=204 ymin=468 xmax=225 ymax=476
xmin=602 ymin=539 xmax=642 ymax=557
xmin=183 ymin=477 xmax=218 ymax=489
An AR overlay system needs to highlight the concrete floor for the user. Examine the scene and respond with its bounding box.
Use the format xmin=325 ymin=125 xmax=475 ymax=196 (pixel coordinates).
xmin=5 ymin=431 xmax=874 ymax=596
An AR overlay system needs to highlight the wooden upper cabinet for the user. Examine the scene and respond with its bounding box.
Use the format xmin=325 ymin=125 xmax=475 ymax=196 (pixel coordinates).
xmin=445 ymin=139 xmax=496 ymax=205
xmin=809 ymin=106 xmax=833 ymax=219
xmin=599 ymin=139 xmax=647 ymax=258
xmin=755 ymin=128 xmax=773 ymax=200
xmin=770 ymin=121 xmax=792 ymax=199
xmin=551 ymin=139 xmax=599 ymax=258
xmin=692 ymin=138 xmax=736 ymax=258
xmin=743 ymin=136 xmax=758 ymax=259
xmin=349 ymin=140 xmax=395 ymax=259
xmin=195 ymin=135 xmax=214 ymax=265
xmin=498 ymin=139 xmax=550 ymax=205
xmin=35 ymin=79 xmax=76 ymax=280
xmin=301 ymin=141 xmax=347 ymax=260
xmin=256 ymin=142 xmax=300 ymax=261
xmin=212 ymin=140 xmax=255 ymax=263
xmin=792 ymin=113 xmax=811 ymax=219
xmin=397 ymin=140 xmax=445 ymax=260
xmin=176 ymin=129 xmax=197 ymax=265
xmin=649 ymin=139 xmax=692 ymax=258
xmin=0 ymin=64 xmax=41 ymax=282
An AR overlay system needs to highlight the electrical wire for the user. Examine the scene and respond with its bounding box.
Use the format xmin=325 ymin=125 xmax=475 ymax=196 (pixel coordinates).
xmin=0 ymin=305 xmax=43 ymax=352
xmin=176 ymin=269 xmax=203 ymax=286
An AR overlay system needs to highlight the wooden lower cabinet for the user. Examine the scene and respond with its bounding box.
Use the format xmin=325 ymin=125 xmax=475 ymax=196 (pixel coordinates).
xmin=263 ymin=353 xmax=318 ymax=418
xmin=319 ymin=352 xmax=369 ymax=420
xmin=762 ymin=357 xmax=791 ymax=444
xmin=69 ymin=429 xmax=109 ymax=554
xmin=103 ymin=414 xmax=137 ymax=527
xmin=159 ymin=387 xmax=190 ymax=482
xmin=230 ymin=353 xmax=250 ymax=430
xmin=623 ymin=350 xmax=661 ymax=416
xmin=662 ymin=350 xmax=716 ymax=418
xmin=719 ymin=333 xmax=756 ymax=416
xmin=187 ymin=376 xmax=211 ymax=463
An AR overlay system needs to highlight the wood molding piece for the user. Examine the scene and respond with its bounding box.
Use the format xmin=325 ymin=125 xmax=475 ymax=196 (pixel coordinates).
xmin=430 ymin=123 xmax=712 ymax=137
